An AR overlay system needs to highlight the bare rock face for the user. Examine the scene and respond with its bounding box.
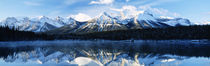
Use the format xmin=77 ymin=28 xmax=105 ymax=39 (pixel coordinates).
xmin=0 ymin=12 xmax=192 ymax=33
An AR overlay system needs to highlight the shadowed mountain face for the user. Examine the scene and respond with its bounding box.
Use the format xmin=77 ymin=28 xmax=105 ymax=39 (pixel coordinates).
xmin=0 ymin=12 xmax=192 ymax=33
xmin=0 ymin=40 xmax=210 ymax=66
xmin=46 ymin=12 xmax=192 ymax=34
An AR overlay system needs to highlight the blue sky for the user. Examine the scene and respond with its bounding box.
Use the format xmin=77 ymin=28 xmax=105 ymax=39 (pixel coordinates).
xmin=0 ymin=0 xmax=209 ymax=23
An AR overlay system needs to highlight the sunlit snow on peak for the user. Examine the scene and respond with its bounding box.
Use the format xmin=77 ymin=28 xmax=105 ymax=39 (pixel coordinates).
xmin=160 ymin=16 xmax=174 ymax=19
xmin=195 ymin=21 xmax=210 ymax=25
xmin=38 ymin=16 xmax=48 ymax=20
xmin=203 ymin=21 xmax=210 ymax=25
xmin=110 ymin=5 xmax=144 ymax=19
xmin=70 ymin=13 xmax=92 ymax=22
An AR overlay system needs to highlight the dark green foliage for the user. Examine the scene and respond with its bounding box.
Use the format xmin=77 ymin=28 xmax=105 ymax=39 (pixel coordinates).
xmin=55 ymin=25 xmax=210 ymax=40
xmin=0 ymin=26 xmax=54 ymax=41
xmin=0 ymin=25 xmax=209 ymax=41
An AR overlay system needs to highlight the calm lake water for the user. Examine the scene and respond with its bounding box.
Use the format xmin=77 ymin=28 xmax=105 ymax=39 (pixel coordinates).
xmin=0 ymin=40 xmax=210 ymax=66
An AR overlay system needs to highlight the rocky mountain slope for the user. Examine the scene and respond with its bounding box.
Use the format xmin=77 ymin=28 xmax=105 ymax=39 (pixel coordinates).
xmin=47 ymin=12 xmax=192 ymax=34
xmin=0 ymin=11 xmax=192 ymax=33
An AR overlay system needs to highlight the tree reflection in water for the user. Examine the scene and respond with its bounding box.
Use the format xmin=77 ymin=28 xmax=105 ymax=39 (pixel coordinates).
xmin=0 ymin=40 xmax=210 ymax=66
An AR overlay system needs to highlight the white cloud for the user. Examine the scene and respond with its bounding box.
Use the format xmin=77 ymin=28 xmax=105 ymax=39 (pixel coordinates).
xmin=139 ymin=6 xmax=180 ymax=17
xmin=125 ymin=0 xmax=130 ymax=2
xmin=89 ymin=0 xmax=114 ymax=5
xmin=202 ymin=21 xmax=210 ymax=25
xmin=70 ymin=13 xmax=92 ymax=22
xmin=195 ymin=21 xmax=210 ymax=25
xmin=111 ymin=5 xmax=144 ymax=19
xmin=73 ymin=5 xmax=112 ymax=18
xmin=108 ymin=5 xmax=181 ymax=20
xmin=23 ymin=1 xmax=41 ymax=6
xmin=78 ymin=5 xmax=179 ymax=20
xmin=204 ymin=21 xmax=210 ymax=25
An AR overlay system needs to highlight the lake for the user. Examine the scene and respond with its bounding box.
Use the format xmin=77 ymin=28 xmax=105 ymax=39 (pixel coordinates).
xmin=0 ymin=40 xmax=210 ymax=66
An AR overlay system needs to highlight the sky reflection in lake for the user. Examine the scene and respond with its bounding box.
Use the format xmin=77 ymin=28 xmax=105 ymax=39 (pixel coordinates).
xmin=0 ymin=40 xmax=210 ymax=66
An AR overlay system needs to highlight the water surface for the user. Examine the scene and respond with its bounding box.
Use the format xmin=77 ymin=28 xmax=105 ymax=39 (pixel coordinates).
xmin=0 ymin=40 xmax=210 ymax=66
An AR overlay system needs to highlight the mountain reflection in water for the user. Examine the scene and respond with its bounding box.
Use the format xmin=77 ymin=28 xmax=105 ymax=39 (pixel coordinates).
xmin=0 ymin=40 xmax=210 ymax=66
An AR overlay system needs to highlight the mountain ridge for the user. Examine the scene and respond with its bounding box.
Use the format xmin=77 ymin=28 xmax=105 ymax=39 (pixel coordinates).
xmin=0 ymin=11 xmax=193 ymax=33
xmin=46 ymin=12 xmax=192 ymax=34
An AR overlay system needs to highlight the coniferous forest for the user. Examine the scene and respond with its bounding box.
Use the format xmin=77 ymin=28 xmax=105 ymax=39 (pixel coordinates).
xmin=0 ymin=25 xmax=210 ymax=41
xmin=0 ymin=26 xmax=54 ymax=41
xmin=56 ymin=25 xmax=210 ymax=40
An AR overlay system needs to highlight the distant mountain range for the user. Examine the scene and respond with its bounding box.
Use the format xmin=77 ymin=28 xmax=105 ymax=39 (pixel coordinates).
xmin=2 ymin=41 xmax=195 ymax=66
xmin=0 ymin=11 xmax=193 ymax=34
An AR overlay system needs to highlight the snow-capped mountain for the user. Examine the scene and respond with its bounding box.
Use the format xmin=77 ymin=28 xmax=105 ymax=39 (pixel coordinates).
xmin=47 ymin=11 xmax=192 ymax=34
xmin=0 ymin=11 xmax=192 ymax=33
xmin=1 ymin=40 xmax=206 ymax=66
xmin=1 ymin=44 xmax=187 ymax=66
xmin=0 ymin=16 xmax=76 ymax=32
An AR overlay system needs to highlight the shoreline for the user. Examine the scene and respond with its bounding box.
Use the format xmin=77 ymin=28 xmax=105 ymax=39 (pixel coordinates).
xmin=0 ymin=39 xmax=209 ymax=43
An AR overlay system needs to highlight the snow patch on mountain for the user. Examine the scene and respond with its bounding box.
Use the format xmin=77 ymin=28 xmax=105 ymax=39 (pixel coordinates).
xmin=0 ymin=6 xmax=193 ymax=33
xmin=194 ymin=21 xmax=210 ymax=25
xmin=39 ymin=16 xmax=64 ymax=27
xmin=70 ymin=13 xmax=92 ymax=22
xmin=137 ymin=11 xmax=156 ymax=21
xmin=70 ymin=57 xmax=103 ymax=66
xmin=162 ymin=18 xmax=191 ymax=26
xmin=160 ymin=16 xmax=174 ymax=19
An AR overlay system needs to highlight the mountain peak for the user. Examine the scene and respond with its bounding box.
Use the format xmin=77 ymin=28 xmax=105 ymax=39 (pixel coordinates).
xmin=137 ymin=11 xmax=156 ymax=21
xmin=142 ymin=11 xmax=154 ymax=17
xmin=55 ymin=16 xmax=64 ymax=21
xmin=38 ymin=16 xmax=48 ymax=19
xmin=102 ymin=12 xmax=110 ymax=17
xmin=94 ymin=12 xmax=112 ymax=21
xmin=5 ymin=17 xmax=18 ymax=22
xmin=67 ymin=17 xmax=76 ymax=21
xmin=39 ymin=16 xmax=53 ymax=22
xmin=0 ymin=12 xmax=192 ymax=33
xmin=22 ymin=17 xmax=30 ymax=22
